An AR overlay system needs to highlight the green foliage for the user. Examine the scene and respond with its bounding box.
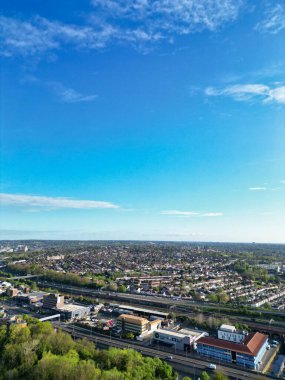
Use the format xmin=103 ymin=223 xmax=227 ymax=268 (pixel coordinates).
xmin=118 ymin=285 xmax=127 ymax=293
xmin=0 ymin=318 xmax=175 ymax=380
xmin=201 ymin=371 xmax=210 ymax=380
xmin=214 ymin=372 xmax=228 ymax=380
xmin=124 ymin=332 xmax=135 ymax=340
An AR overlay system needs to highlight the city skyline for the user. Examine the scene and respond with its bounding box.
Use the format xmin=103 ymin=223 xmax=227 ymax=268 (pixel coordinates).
xmin=1 ymin=0 xmax=285 ymax=243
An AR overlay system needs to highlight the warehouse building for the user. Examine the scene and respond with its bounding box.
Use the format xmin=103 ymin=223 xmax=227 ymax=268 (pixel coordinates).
xmin=153 ymin=328 xmax=207 ymax=351
xmin=57 ymin=304 xmax=90 ymax=321
xmin=16 ymin=291 xmax=48 ymax=305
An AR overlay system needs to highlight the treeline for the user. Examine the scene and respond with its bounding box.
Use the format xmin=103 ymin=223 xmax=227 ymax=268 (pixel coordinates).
xmin=6 ymin=264 xmax=127 ymax=292
xmin=0 ymin=317 xmax=175 ymax=380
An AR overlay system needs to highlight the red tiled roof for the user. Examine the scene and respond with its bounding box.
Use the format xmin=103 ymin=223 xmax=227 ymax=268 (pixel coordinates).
xmin=197 ymin=332 xmax=268 ymax=356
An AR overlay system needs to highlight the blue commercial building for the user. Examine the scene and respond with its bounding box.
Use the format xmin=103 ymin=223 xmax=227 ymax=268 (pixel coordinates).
xmin=197 ymin=332 xmax=268 ymax=370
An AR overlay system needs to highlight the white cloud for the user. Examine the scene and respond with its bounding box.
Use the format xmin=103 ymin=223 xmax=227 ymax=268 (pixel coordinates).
xmin=0 ymin=15 xmax=116 ymax=57
xmin=22 ymin=76 xmax=97 ymax=104
xmin=0 ymin=193 xmax=119 ymax=209
xmin=91 ymin=0 xmax=243 ymax=33
xmin=49 ymin=82 xmax=97 ymax=103
xmin=201 ymin=212 xmax=224 ymax=217
xmin=281 ymin=180 xmax=285 ymax=183
xmin=248 ymin=187 xmax=267 ymax=191
xmin=267 ymin=86 xmax=285 ymax=104
xmin=161 ymin=210 xmax=223 ymax=217
xmin=255 ymin=4 xmax=285 ymax=34
xmin=0 ymin=1 xmax=244 ymax=57
xmin=161 ymin=210 xmax=199 ymax=216
xmin=205 ymin=83 xmax=285 ymax=104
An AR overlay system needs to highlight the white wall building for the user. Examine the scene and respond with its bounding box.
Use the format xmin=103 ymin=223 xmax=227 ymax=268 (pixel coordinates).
xmin=153 ymin=328 xmax=207 ymax=351
xmin=218 ymin=324 xmax=245 ymax=343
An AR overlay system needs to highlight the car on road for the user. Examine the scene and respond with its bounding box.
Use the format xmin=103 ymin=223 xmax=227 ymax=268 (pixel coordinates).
xmin=165 ymin=355 xmax=173 ymax=360
xmin=207 ymin=364 xmax=217 ymax=370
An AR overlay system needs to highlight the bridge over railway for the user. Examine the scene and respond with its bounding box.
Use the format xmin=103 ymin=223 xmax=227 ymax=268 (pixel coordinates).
xmin=8 ymin=274 xmax=44 ymax=280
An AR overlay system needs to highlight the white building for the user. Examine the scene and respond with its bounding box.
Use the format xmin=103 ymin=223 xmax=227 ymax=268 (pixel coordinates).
xmin=16 ymin=245 xmax=29 ymax=252
xmin=153 ymin=328 xmax=207 ymax=351
xmin=218 ymin=324 xmax=245 ymax=343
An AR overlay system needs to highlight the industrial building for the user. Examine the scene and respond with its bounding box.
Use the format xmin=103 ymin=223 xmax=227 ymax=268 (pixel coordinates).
xmin=110 ymin=304 xmax=168 ymax=319
xmin=197 ymin=330 xmax=268 ymax=369
xmin=15 ymin=291 xmax=48 ymax=305
xmin=57 ymin=304 xmax=90 ymax=321
xmin=153 ymin=328 xmax=207 ymax=351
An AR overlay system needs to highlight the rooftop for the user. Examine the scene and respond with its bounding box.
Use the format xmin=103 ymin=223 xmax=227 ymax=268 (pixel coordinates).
xmin=179 ymin=328 xmax=206 ymax=337
xmin=156 ymin=329 xmax=187 ymax=339
xmin=117 ymin=314 xmax=149 ymax=325
xmin=115 ymin=304 xmax=168 ymax=317
xmin=219 ymin=324 xmax=236 ymax=333
xmin=198 ymin=332 xmax=268 ymax=356
xmin=57 ymin=304 xmax=89 ymax=312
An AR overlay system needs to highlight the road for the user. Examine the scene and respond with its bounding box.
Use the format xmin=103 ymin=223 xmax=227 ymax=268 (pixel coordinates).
xmin=54 ymin=322 xmax=271 ymax=380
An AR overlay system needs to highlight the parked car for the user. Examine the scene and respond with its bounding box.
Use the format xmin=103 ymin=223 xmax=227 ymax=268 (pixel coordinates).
xmin=208 ymin=364 xmax=217 ymax=370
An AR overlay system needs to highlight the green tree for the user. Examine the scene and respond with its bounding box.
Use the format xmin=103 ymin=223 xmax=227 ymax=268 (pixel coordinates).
xmin=201 ymin=371 xmax=210 ymax=380
xmin=214 ymin=372 xmax=228 ymax=380
xmin=118 ymin=285 xmax=127 ymax=293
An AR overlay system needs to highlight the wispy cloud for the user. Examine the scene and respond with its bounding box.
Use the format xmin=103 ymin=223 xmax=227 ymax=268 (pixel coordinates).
xmin=161 ymin=210 xmax=199 ymax=216
xmin=248 ymin=186 xmax=281 ymax=191
xmin=0 ymin=1 xmax=244 ymax=57
xmin=281 ymin=180 xmax=285 ymax=184
xmin=91 ymin=0 xmax=243 ymax=34
xmin=0 ymin=193 xmax=119 ymax=210
xmin=205 ymin=83 xmax=285 ymax=104
xmin=248 ymin=187 xmax=267 ymax=191
xmin=255 ymin=4 xmax=285 ymax=34
xmin=201 ymin=212 xmax=224 ymax=217
xmin=22 ymin=76 xmax=97 ymax=103
xmin=49 ymin=82 xmax=97 ymax=103
xmin=161 ymin=210 xmax=223 ymax=217
xmin=0 ymin=15 xmax=116 ymax=57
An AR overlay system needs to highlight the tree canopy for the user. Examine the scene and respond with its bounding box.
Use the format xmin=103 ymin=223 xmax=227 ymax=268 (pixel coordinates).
xmin=0 ymin=318 xmax=175 ymax=380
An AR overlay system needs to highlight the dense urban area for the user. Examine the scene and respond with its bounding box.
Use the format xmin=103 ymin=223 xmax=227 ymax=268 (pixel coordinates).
xmin=0 ymin=240 xmax=285 ymax=380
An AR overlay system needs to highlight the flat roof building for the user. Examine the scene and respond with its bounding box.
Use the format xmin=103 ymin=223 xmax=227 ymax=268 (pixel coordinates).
xmin=57 ymin=304 xmax=90 ymax=321
xmin=16 ymin=291 xmax=48 ymax=304
xmin=153 ymin=328 xmax=207 ymax=351
xmin=43 ymin=293 xmax=64 ymax=310
xmin=218 ymin=324 xmax=246 ymax=343
xmin=111 ymin=304 xmax=168 ymax=319
xmin=117 ymin=314 xmax=161 ymax=336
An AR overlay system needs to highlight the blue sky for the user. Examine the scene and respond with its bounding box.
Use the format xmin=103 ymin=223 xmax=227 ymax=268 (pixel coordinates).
xmin=1 ymin=0 xmax=285 ymax=242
